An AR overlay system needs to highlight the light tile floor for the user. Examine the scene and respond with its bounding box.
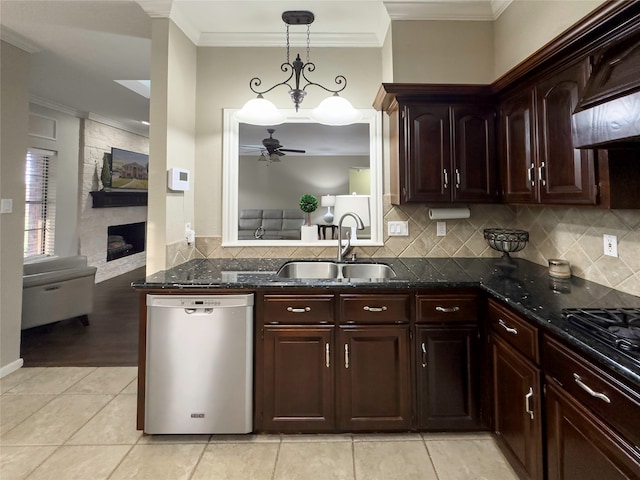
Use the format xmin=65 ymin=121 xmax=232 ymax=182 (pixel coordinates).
xmin=0 ymin=367 xmax=520 ymax=480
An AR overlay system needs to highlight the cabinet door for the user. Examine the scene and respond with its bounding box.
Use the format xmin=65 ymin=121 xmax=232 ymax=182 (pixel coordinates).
xmin=338 ymin=326 xmax=411 ymax=431
xmin=500 ymin=89 xmax=537 ymax=204
xmin=536 ymin=59 xmax=597 ymax=205
xmin=492 ymin=336 xmax=543 ymax=480
xmin=405 ymin=103 xmax=451 ymax=202
xmin=451 ymin=105 xmax=498 ymax=203
xmin=546 ymin=379 xmax=640 ymax=480
xmin=262 ymin=327 xmax=334 ymax=432
xmin=416 ymin=326 xmax=480 ymax=430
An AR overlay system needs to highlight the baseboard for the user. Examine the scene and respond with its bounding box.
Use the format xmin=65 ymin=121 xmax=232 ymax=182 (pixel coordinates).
xmin=0 ymin=358 xmax=24 ymax=378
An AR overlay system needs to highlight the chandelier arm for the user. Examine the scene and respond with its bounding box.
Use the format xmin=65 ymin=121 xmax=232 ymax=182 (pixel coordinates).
xmin=301 ymin=67 xmax=348 ymax=95
xmin=248 ymin=63 xmax=295 ymax=96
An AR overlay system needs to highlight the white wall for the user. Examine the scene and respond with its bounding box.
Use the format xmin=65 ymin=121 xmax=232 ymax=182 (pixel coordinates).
xmin=1 ymin=41 xmax=30 ymax=376
xmin=494 ymin=0 xmax=606 ymax=78
xmin=147 ymin=18 xmax=197 ymax=275
xmin=390 ymin=20 xmax=494 ymax=83
xmin=28 ymin=104 xmax=81 ymax=257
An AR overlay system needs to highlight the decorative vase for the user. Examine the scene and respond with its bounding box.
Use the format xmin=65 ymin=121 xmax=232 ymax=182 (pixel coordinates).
xmin=300 ymin=224 xmax=318 ymax=242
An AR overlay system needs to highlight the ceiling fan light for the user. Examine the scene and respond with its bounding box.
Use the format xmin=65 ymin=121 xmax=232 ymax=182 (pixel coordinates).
xmin=235 ymin=96 xmax=285 ymax=126
xmin=310 ymin=95 xmax=362 ymax=126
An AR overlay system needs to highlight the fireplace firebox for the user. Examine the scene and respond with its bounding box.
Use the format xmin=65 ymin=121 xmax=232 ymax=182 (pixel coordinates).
xmin=107 ymin=222 xmax=146 ymax=261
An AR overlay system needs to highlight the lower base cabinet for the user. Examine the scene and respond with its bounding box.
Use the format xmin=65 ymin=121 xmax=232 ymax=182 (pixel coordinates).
xmin=416 ymin=326 xmax=480 ymax=430
xmin=492 ymin=335 xmax=543 ymax=480
xmin=545 ymin=379 xmax=640 ymax=480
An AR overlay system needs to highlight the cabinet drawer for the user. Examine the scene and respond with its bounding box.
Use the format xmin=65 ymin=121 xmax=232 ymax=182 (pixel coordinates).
xmin=488 ymin=299 xmax=539 ymax=364
xmin=416 ymin=294 xmax=477 ymax=324
xmin=543 ymin=335 xmax=640 ymax=448
xmin=263 ymin=295 xmax=334 ymax=324
xmin=340 ymin=294 xmax=410 ymax=324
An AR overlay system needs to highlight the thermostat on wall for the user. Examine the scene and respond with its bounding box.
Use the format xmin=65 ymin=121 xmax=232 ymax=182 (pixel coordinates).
xmin=168 ymin=168 xmax=190 ymax=191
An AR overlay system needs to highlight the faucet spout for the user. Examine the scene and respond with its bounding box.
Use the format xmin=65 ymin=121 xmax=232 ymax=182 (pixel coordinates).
xmin=337 ymin=212 xmax=365 ymax=262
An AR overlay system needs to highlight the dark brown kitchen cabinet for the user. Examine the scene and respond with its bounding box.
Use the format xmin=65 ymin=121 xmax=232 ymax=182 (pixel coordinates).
xmin=416 ymin=326 xmax=480 ymax=430
xmin=543 ymin=334 xmax=640 ymax=480
xmin=415 ymin=292 xmax=481 ymax=430
xmin=338 ymin=326 xmax=412 ymax=431
xmin=373 ymin=84 xmax=498 ymax=205
xmin=500 ymin=59 xmax=597 ymax=205
xmin=262 ymin=327 xmax=334 ymax=432
xmin=488 ymin=299 xmax=543 ymax=480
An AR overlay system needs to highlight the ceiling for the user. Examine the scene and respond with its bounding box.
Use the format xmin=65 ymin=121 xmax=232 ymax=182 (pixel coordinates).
xmin=0 ymin=0 xmax=511 ymax=137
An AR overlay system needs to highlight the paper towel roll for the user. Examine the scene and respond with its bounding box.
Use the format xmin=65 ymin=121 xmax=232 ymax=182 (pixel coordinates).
xmin=428 ymin=207 xmax=471 ymax=220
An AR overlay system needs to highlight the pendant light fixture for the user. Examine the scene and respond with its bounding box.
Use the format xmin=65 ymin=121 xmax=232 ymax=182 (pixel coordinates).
xmin=235 ymin=11 xmax=362 ymax=126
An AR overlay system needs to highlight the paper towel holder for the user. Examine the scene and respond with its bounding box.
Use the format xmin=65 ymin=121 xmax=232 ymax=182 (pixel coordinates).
xmin=428 ymin=207 xmax=471 ymax=220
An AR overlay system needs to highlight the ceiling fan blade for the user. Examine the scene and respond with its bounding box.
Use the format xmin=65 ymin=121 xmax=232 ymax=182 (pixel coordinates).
xmin=278 ymin=148 xmax=306 ymax=153
xmin=274 ymin=150 xmax=286 ymax=156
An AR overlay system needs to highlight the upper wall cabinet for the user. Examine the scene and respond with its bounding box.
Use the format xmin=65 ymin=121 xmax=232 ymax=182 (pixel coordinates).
xmin=374 ymin=85 xmax=499 ymax=205
xmin=500 ymin=59 xmax=597 ymax=205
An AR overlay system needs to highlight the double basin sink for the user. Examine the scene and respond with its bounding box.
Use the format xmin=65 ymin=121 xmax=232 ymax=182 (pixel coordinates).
xmin=276 ymin=261 xmax=396 ymax=280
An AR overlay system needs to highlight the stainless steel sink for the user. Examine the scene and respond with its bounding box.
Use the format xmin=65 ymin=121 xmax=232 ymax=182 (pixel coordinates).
xmin=276 ymin=261 xmax=340 ymax=279
xmin=341 ymin=263 xmax=396 ymax=279
xmin=276 ymin=261 xmax=396 ymax=280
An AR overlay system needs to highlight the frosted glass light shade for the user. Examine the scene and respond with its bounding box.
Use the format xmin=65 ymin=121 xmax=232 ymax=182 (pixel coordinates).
xmin=310 ymin=95 xmax=363 ymax=126
xmin=234 ymin=96 xmax=285 ymax=126
xmin=320 ymin=195 xmax=336 ymax=207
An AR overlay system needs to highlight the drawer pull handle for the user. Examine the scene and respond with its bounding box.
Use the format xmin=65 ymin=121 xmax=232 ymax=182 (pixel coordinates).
xmin=539 ymin=161 xmax=546 ymax=186
xmin=525 ymin=387 xmax=534 ymax=420
xmin=455 ymin=168 xmax=461 ymax=189
xmin=267 ymin=321 xmax=280 ymax=325
xmin=363 ymin=306 xmax=387 ymax=312
xmin=443 ymin=168 xmax=449 ymax=189
xmin=287 ymin=306 xmax=311 ymax=313
xmin=44 ymin=285 xmax=61 ymax=291
xmin=498 ymin=319 xmax=518 ymax=335
xmin=325 ymin=343 xmax=330 ymax=368
xmin=344 ymin=344 xmax=350 ymax=369
xmin=573 ymin=373 xmax=611 ymax=404
xmin=421 ymin=342 xmax=427 ymax=368
xmin=435 ymin=306 xmax=460 ymax=313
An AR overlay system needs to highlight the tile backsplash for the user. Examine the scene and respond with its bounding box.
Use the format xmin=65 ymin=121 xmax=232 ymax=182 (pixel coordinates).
xmin=170 ymin=197 xmax=640 ymax=298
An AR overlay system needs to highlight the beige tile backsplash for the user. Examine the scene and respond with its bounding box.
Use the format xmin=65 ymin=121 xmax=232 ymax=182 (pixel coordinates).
xmin=170 ymin=197 xmax=640 ymax=298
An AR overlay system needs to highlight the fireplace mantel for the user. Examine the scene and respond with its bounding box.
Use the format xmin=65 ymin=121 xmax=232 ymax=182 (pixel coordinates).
xmin=90 ymin=190 xmax=148 ymax=208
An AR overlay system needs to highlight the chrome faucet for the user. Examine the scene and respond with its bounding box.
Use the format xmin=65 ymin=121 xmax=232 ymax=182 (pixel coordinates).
xmin=337 ymin=212 xmax=365 ymax=262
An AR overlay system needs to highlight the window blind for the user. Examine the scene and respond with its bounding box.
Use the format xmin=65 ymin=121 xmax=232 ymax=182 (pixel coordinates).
xmin=24 ymin=149 xmax=56 ymax=257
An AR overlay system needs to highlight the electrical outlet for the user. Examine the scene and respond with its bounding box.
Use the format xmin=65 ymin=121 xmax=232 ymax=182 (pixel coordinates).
xmin=603 ymin=234 xmax=618 ymax=257
xmin=436 ymin=221 xmax=446 ymax=237
xmin=0 ymin=199 xmax=12 ymax=214
xmin=388 ymin=221 xmax=409 ymax=236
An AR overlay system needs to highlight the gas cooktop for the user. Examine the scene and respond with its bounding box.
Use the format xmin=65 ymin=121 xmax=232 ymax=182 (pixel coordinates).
xmin=563 ymin=308 xmax=640 ymax=365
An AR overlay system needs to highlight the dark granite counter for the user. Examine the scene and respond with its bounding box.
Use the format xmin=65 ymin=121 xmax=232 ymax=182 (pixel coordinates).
xmin=133 ymin=257 xmax=640 ymax=387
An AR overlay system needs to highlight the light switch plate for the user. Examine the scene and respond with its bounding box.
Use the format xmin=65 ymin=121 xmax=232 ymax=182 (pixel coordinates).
xmin=603 ymin=234 xmax=618 ymax=257
xmin=436 ymin=221 xmax=446 ymax=237
xmin=0 ymin=198 xmax=12 ymax=214
xmin=388 ymin=221 xmax=409 ymax=236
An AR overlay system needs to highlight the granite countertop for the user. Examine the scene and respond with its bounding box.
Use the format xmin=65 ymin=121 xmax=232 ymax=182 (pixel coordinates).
xmin=133 ymin=257 xmax=640 ymax=387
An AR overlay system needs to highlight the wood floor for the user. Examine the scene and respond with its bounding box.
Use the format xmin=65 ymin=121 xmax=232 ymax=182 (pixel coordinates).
xmin=20 ymin=267 xmax=145 ymax=367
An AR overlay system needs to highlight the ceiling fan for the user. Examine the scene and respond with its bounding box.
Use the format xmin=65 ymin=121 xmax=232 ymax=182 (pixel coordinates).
xmin=241 ymin=128 xmax=306 ymax=163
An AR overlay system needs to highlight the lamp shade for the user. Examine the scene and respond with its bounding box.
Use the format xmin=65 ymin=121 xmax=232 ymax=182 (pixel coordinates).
xmin=310 ymin=95 xmax=363 ymax=126
xmin=333 ymin=195 xmax=370 ymax=228
xmin=234 ymin=96 xmax=286 ymax=126
xmin=320 ymin=195 xmax=336 ymax=207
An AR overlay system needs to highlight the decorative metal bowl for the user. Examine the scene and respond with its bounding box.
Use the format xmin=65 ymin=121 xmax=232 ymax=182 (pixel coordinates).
xmin=483 ymin=228 xmax=529 ymax=264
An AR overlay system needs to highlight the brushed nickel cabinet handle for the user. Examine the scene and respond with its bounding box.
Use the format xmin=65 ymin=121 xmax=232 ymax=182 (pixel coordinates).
xmin=421 ymin=342 xmax=427 ymax=368
xmin=363 ymin=306 xmax=387 ymax=312
xmin=528 ymin=163 xmax=535 ymax=187
xmin=344 ymin=344 xmax=350 ymax=369
xmin=287 ymin=306 xmax=311 ymax=313
xmin=573 ymin=373 xmax=611 ymax=403
xmin=325 ymin=343 xmax=330 ymax=368
xmin=435 ymin=306 xmax=460 ymax=313
xmin=443 ymin=168 xmax=449 ymax=189
xmin=498 ymin=319 xmax=518 ymax=335
xmin=539 ymin=162 xmax=546 ymax=186
xmin=525 ymin=387 xmax=534 ymax=420
xmin=455 ymin=168 xmax=461 ymax=189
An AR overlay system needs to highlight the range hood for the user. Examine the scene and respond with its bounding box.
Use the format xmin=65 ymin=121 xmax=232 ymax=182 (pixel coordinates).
xmin=572 ymin=32 xmax=640 ymax=149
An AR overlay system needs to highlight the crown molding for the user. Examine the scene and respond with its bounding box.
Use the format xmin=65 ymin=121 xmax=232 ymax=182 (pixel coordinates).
xmin=86 ymin=113 xmax=149 ymax=137
xmin=384 ymin=0 xmax=513 ymax=21
xmin=197 ymin=31 xmax=382 ymax=48
xmin=30 ymin=96 xmax=81 ymax=117
xmin=1 ymin=26 xmax=41 ymax=53
xmin=136 ymin=0 xmax=173 ymax=18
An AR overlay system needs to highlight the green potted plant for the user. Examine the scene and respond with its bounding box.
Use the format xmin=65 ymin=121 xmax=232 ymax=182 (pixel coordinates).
xmin=299 ymin=194 xmax=319 ymax=242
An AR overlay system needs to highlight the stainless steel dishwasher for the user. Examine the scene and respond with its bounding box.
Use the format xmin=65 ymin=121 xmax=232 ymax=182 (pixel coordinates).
xmin=144 ymin=294 xmax=254 ymax=434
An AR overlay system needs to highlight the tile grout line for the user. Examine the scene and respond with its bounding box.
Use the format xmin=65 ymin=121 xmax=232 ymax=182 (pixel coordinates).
xmin=421 ymin=436 xmax=442 ymax=480
xmin=270 ymin=436 xmax=283 ymax=480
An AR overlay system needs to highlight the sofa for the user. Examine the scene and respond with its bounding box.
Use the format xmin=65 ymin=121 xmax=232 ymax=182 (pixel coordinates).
xmin=238 ymin=209 xmax=305 ymax=240
xmin=22 ymin=255 xmax=97 ymax=330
